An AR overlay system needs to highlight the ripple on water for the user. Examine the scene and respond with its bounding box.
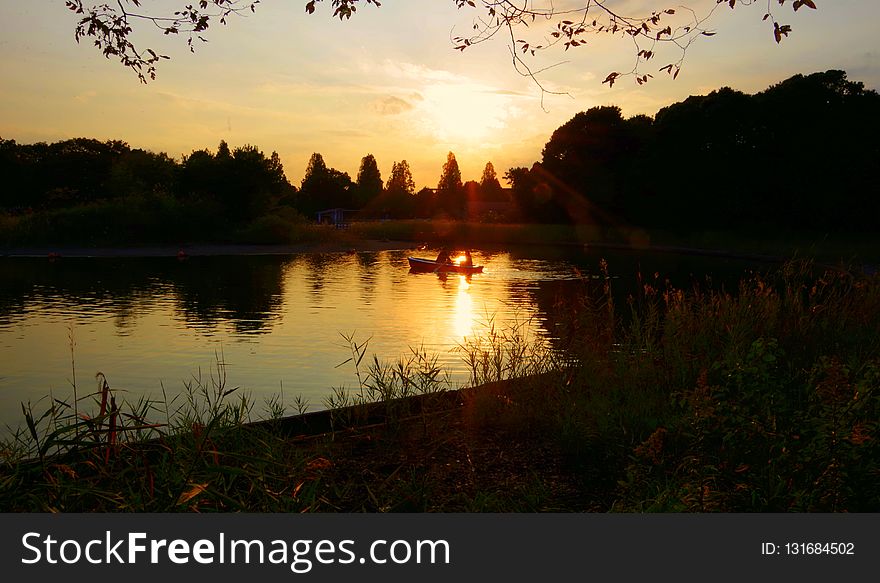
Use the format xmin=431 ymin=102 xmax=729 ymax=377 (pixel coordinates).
xmin=0 ymin=249 xmax=759 ymax=429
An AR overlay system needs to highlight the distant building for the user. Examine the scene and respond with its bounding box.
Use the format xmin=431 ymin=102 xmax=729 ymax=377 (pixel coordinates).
xmin=316 ymin=208 xmax=358 ymax=227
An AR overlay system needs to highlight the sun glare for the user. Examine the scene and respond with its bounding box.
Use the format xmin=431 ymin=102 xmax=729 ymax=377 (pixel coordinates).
xmin=417 ymin=83 xmax=515 ymax=144
xmin=452 ymin=275 xmax=474 ymax=340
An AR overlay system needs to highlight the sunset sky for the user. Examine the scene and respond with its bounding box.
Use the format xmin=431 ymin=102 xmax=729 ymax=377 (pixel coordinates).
xmin=1 ymin=1 xmax=878 ymax=187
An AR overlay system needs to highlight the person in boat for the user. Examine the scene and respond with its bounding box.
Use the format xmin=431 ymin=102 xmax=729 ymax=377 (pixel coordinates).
xmin=435 ymin=247 xmax=452 ymax=264
xmin=459 ymin=250 xmax=473 ymax=268
xmin=435 ymin=247 xmax=474 ymax=268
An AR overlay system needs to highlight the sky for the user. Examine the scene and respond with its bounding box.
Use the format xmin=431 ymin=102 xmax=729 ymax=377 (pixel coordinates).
xmin=1 ymin=0 xmax=878 ymax=188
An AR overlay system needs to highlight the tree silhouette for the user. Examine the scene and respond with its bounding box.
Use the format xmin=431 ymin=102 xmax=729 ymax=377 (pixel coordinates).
xmin=436 ymin=151 xmax=464 ymax=218
xmin=413 ymin=186 xmax=435 ymax=219
xmin=355 ymin=153 xmax=383 ymax=208
xmin=178 ymin=140 xmax=288 ymax=221
xmin=479 ymin=161 xmax=504 ymax=201
xmin=504 ymin=164 xmax=560 ymax=223
xmin=369 ymin=159 xmax=415 ymax=218
xmin=0 ymin=138 xmax=124 ymax=210
xmin=298 ymin=152 xmax=353 ymax=214
xmin=216 ymin=139 xmax=232 ymax=160
xmin=386 ymin=160 xmax=415 ymax=196
xmin=526 ymin=69 xmax=879 ymax=233
xmin=62 ymin=1 xmax=818 ymax=85
xmin=227 ymin=144 xmax=288 ymax=219
xmin=541 ymin=106 xmax=651 ymax=222
xmin=106 ymin=148 xmax=178 ymax=199
xmin=437 ymin=152 xmax=462 ymax=193
xmin=180 ymin=148 xmax=216 ymax=201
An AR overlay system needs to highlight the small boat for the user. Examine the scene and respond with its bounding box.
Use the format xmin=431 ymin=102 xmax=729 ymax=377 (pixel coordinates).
xmin=408 ymin=257 xmax=484 ymax=274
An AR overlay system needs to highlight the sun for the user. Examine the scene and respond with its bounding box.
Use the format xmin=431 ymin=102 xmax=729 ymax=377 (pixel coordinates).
xmin=416 ymin=82 xmax=515 ymax=144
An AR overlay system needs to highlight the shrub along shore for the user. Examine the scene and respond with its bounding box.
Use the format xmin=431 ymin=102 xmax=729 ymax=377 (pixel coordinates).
xmin=1 ymin=258 xmax=877 ymax=512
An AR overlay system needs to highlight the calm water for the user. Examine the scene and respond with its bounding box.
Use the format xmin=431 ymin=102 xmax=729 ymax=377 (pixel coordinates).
xmin=0 ymin=247 xmax=764 ymax=429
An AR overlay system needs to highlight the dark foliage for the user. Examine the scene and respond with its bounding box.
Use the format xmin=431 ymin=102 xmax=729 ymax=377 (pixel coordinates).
xmin=511 ymin=70 xmax=880 ymax=234
xmin=180 ymin=141 xmax=289 ymax=221
xmin=436 ymin=152 xmax=465 ymax=219
xmin=298 ymin=153 xmax=354 ymax=216
xmin=354 ymin=153 xmax=383 ymax=209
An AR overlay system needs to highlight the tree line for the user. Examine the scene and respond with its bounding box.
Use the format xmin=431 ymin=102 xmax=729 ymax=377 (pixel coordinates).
xmin=509 ymin=69 xmax=879 ymax=233
xmin=0 ymin=138 xmax=507 ymax=223
xmin=0 ymin=138 xmax=288 ymax=223
xmin=2 ymin=69 xmax=876 ymax=237
xmin=297 ymin=151 xmax=508 ymax=221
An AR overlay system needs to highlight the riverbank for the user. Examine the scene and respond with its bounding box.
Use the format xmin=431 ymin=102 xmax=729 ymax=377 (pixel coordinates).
xmin=0 ymin=239 xmax=414 ymax=258
xmin=2 ymin=220 xmax=877 ymax=268
xmin=0 ymin=373 xmax=584 ymax=512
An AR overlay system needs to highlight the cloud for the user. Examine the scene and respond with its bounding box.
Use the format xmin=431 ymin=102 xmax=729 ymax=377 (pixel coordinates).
xmin=485 ymin=88 xmax=530 ymax=97
xmin=358 ymin=59 xmax=464 ymax=84
xmin=255 ymin=81 xmax=376 ymax=97
xmin=74 ymin=90 xmax=98 ymax=103
xmin=373 ymin=95 xmax=415 ymax=115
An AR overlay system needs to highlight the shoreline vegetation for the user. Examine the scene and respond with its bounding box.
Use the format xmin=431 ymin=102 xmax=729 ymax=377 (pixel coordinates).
xmin=1 ymin=257 xmax=878 ymax=512
xmin=2 ymin=221 xmax=878 ymax=268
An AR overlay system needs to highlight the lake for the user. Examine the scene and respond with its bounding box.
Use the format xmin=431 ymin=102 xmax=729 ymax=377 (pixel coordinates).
xmin=0 ymin=246 xmax=766 ymax=430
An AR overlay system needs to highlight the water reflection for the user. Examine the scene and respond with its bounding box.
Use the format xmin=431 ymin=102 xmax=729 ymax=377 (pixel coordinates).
xmin=453 ymin=275 xmax=475 ymax=341
xmin=170 ymin=256 xmax=288 ymax=335
xmin=302 ymin=253 xmax=339 ymax=298
xmin=354 ymin=252 xmax=380 ymax=305
xmin=0 ymin=247 xmax=762 ymax=429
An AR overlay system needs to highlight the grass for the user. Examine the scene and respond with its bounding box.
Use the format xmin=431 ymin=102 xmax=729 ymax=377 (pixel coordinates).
xmin=1 ymin=259 xmax=878 ymax=512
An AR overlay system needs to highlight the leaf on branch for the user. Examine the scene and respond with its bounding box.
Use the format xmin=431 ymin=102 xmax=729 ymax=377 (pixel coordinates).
xmin=602 ymin=72 xmax=620 ymax=87
xmin=773 ymin=22 xmax=792 ymax=43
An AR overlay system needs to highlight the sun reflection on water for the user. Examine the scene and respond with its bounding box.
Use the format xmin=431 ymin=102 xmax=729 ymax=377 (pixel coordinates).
xmin=452 ymin=275 xmax=474 ymax=341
